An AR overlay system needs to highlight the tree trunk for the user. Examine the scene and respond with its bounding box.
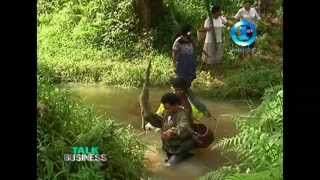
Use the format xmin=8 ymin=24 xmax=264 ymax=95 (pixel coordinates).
xmin=133 ymin=0 xmax=165 ymax=30
xmin=259 ymin=0 xmax=276 ymax=17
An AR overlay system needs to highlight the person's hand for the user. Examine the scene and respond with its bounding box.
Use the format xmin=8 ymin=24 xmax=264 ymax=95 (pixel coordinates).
xmin=205 ymin=111 xmax=212 ymax=118
xmin=166 ymin=128 xmax=176 ymax=135
xmin=162 ymin=128 xmax=176 ymax=140
xmin=203 ymin=50 xmax=210 ymax=57
xmin=192 ymin=131 xmax=202 ymax=142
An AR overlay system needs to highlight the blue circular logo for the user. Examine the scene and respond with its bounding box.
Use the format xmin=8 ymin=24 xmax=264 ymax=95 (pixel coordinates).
xmin=230 ymin=20 xmax=257 ymax=46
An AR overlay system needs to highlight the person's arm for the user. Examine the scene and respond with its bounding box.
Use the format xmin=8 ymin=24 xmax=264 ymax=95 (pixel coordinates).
xmin=172 ymin=40 xmax=180 ymax=70
xmin=220 ymin=15 xmax=232 ymax=29
xmin=220 ymin=16 xmax=227 ymax=25
xmin=254 ymin=8 xmax=261 ymax=21
xmin=187 ymin=89 xmax=211 ymax=117
xmin=174 ymin=111 xmax=193 ymax=139
xmin=202 ymin=17 xmax=214 ymax=32
xmin=172 ymin=50 xmax=178 ymax=70
xmin=234 ymin=8 xmax=242 ymax=20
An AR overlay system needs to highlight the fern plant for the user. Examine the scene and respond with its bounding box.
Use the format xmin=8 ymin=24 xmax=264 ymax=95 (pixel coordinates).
xmin=203 ymin=85 xmax=283 ymax=179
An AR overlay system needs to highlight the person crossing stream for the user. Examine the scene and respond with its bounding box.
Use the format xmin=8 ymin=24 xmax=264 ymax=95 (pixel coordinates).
xmin=139 ymin=59 xmax=216 ymax=167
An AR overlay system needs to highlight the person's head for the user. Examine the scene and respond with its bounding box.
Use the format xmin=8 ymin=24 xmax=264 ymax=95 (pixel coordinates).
xmin=244 ymin=0 xmax=252 ymax=10
xmin=180 ymin=24 xmax=193 ymax=37
xmin=161 ymin=92 xmax=181 ymax=114
xmin=170 ymin=77 xmax=190 ymax=96
xmin=211 ymin=5 xmax=221 ymax=18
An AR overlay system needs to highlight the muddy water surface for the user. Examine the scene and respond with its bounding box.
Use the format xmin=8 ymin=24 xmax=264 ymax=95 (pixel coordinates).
xmin=68 ymin=85 xmax=251 ymax=180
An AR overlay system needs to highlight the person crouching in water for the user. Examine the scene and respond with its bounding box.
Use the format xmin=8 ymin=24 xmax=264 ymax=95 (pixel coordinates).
xmin=145 ymin=92 xmax=195 ymax=166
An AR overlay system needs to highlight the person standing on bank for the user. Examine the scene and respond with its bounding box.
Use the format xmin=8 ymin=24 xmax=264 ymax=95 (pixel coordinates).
xmin=234 ymin=0 xmax=261 ymax=25
xmin=172 ymin=25 xmax=209 ymax=88
xmin=234 ymin=0 xmax=261 ymax=57
xmin=201 ymin=6 xmax=227 ymax=79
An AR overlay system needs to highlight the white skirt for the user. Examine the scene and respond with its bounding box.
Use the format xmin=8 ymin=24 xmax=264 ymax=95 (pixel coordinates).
xmin=202 ymin=42 xmax=223 ymax=64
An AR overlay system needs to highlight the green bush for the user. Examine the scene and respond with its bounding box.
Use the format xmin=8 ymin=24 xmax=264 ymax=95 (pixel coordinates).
xmin=38 ymin=0 xmax=147 ymax=59
xmin=223 ymin=60 xmax=281 ymax=97
xmin=200 ymin=166 xmax=281 ymax=180
xmin=37 ymin=77 xmax=145 ymax=179
xmin=194 ymin=59 xmax=282 ymax=99
xmin=38 ymin=53 xmax=173 ymax=87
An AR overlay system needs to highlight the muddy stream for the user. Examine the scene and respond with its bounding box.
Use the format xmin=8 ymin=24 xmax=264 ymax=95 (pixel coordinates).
xmin=67 ymin=85 xmax=252 ymax=180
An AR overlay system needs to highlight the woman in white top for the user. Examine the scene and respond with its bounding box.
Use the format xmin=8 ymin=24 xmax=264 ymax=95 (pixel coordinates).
xmin=201 ymin=5 xmax=227 ymax=79
xmin=234 ymin=0 xmax=261 ymax=53
xmin=234 ymin=0 xmax=261 ymax=24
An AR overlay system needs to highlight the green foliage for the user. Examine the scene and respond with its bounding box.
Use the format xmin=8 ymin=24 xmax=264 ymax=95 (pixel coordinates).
xmin=38 ymin=0 xmax=282 ymax=98
xmin=38 ymin=0 xmax=147 ymax=59
xmin=200 ymin=166 xmax=281 ymax=180
xmin=38 ymin=53 xmax=173 ymax=87
xmin=37 ymin=0 xmax=68 ymax=16
xmin=199 ymin=85 xmax=283 ymax=179
xmin=223 ymin=60 xmax=281 ymax=97
xmin=201 ymin=0 xmax=248 ymax=14
xmin=226 ymin=167 xmax=282 ymax=180
xmin=172 ymin=0 xmax=207 ymax=28
xmin=37 ymin=77 xmax=146 ymax=179
xmin=195 ymin=59 xmax=282 ymax=99
xmin=199 ymin=166 xmax=240 ymax=180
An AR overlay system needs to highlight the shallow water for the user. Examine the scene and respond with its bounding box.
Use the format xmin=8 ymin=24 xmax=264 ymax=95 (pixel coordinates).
xmin=67 ymin=85 xmax=252 ymax=180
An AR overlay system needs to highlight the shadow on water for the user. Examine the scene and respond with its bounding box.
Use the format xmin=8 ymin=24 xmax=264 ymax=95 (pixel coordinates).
xmin=66 ymin=84 xmax=252 ymax=180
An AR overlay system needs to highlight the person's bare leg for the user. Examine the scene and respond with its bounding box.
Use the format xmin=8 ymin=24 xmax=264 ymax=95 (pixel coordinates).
xmin=165 ymin=139 xmax=195 ymax=166
xmin=212 ymin=65 xmax=218 ymax=79
xmin=216 ymin=64 xmax=223 ymax=79
xmin=208 ymin=64 xmax=215 ymax=78
xmin=212 ymin=63 xmax=223 ymax=79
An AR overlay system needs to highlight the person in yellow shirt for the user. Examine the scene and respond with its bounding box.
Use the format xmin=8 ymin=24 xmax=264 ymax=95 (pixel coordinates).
xmin=145 ymin=77 xmax=212 ymax=130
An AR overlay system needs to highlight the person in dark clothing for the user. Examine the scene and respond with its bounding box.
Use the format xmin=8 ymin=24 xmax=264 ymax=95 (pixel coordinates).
xmin=144 ymin=92 xmax=195 ymax=166
xmin=172 ymin=25 xmax=206 ymax=87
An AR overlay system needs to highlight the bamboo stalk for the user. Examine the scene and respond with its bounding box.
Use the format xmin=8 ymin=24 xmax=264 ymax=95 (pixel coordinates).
xmin=204 ymin=0 xmax=217 ymax=51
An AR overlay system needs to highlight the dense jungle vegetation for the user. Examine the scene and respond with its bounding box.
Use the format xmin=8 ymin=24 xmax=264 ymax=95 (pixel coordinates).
xmin=37 ymin=0 xmax=283 ymax=179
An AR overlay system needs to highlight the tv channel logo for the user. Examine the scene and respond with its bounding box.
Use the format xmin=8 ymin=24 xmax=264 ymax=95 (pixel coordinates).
xmin=64 ymin=146 xmax=107 ymax=162
xmin=230 ymin=19 xmax=257 ymax=47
